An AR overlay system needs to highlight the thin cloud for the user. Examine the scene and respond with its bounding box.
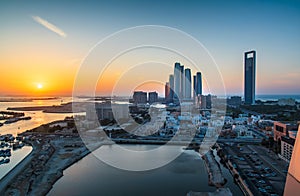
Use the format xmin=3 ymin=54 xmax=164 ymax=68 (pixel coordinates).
xmin=32 ymin=16 xmax=67 ymax=38
xmin=67 ymin=58 xmax=82 ymax=65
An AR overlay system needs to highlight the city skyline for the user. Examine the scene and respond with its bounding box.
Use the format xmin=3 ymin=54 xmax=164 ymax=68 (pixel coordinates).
xmin=165 ymin=62 xmax=198 ymax=102
xmin=1 ymin=1 xmax=300 ymax=195
xmin=1 ymin=0 xmax=300 ymax=96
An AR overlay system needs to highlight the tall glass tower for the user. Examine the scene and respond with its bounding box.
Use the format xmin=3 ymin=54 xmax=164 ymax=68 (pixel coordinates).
xmin=179 ymin=64 xmax=184 ymax=99
xmin=244 ymin=50 xmax=256 ymax=105
xmin=174 ymin=62 xmax=181 ymax=100
xmin=168 ymin=74 xmax=174 ymax=103
xmin=193 ymin=75 xmax=197 ymax=98
xmin=196 ymin=72 xmax=202 ymax=96
xmin=184 ymin=68 xmax=191 ymax=99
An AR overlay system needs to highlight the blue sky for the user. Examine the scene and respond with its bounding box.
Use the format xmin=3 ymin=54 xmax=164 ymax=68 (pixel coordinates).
xmin=0 ymin=0 xmax=300 ymax=96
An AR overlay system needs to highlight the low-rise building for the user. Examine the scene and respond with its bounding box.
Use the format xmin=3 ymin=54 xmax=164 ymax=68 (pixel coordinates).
xmin=273 ymin=121 xmax=298 ymax=142
xmin=233 ymin=125 xmax=253 ymax=138
xmin=227 ymin=96 xmax=242 ymax=107
xmin=233 ymin=117 xmax=248 ymax=125
xmin=86 ymin=102 xmax=129 ymax=122
xmin=274 ymin=121 xmax=299 ymax=162
xmin=133 ymin=91 xmax=147 ymax=104
xmin=148 ymin=91 xmax=158 ymax=104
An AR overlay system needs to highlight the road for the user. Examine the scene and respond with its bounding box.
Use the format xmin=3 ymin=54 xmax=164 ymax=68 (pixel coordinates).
xmin=247 ymin=145 xmax=288 ymax=178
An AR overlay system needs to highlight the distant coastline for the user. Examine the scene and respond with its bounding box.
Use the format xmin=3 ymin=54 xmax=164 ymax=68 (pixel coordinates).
xmin=6 ymin=102 xmax=87 ymax=113
xmin=0 ymin=97 xmax=59 ymax=102
xmin=255 ymin=94 xmax=300 ymax=102
xmin=1 ymin=94 xmax=299 ymax=100
xmin=216 ymin=94 xmax=300 ymax=102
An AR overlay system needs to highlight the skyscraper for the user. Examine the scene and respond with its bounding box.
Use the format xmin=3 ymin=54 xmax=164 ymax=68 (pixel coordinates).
xmin=165 ymin=82 xmax=170 ymax=101
xmin=196 ymin=72 xmax=202 ymax=96
xmin=244 ymin=50 xmax=256 ymax=105
xmin=133 ymin=91 xmax=147 ymax=104
xmin=148 ymin=91 xmax=158 ymax=104
xmin=169 ymin=74 xmax=174 ymax=102
xmin=184 ymin=68 xmax=191 ymax=99
xmin=179 ymin=64 xmax=184 ymax=99
xmin=193 ymin=75 xmax=197 ymax=98
xmin=174 ymin=62 xmax=181 ymax=100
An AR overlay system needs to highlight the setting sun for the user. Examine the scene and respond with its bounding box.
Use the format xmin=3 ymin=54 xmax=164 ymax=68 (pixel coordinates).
xmin=37 ymin=83 xmax=43 ymax=89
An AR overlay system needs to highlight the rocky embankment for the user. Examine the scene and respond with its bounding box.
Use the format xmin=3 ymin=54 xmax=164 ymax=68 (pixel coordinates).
xmin=202 ymin=150 xmax=226 ymax=188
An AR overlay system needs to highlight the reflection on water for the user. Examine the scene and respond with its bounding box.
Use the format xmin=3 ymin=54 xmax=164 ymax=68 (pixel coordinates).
xmin=0 ymin=97 xmax=79 ymax=136
xmin=0 ymin=111 xmax=73 ymax=136
xmin=49 ymin=145 xmax=242 ymax=196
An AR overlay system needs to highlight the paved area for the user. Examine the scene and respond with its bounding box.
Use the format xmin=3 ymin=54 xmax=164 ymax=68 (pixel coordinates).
xmin=222 ymin=144 xmax=288 ymax=196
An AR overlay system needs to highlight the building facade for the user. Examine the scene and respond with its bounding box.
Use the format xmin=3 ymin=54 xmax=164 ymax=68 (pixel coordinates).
xmin=273 ymin=121 xmax=298 ymax=142
xmin=174 ymin=62 xmax=181 ymax=100
xmin=148 ymin=91 xmax=158 ymax=104
xmin=184 ymin=68 xmax=191 ymax=99
xmin=169 ymin=74 xmax=174 ymax=103
xmin=165 ymin=82 xmax=170 ymax=102
xmin=281 ymin=136 xmax=295 ymax=162
xmin=244 ymin=50 xmax=256 ymax=105
xmin=196 ymin=72 xmax=202 ymax=96
xmin=133 ymin=91 xmax=147 ymax=104
xmin=179 ymin=64 xmax=184 ymax=99
xmin=193 ymin=75 xmax=197 ymax=98
xmin=284 ymin=125 xmax=300 ymax=195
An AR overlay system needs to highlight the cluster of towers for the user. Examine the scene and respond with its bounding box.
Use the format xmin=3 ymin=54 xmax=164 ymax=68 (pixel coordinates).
xmin=165 ymin=50 xmax=256 ymax=105
xmin=165 ymin=62 xmax=202 ymax=103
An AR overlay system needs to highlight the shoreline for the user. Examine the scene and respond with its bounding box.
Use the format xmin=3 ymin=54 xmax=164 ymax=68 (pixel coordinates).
xmin=0 ymin=97 xmax=59 ymax=103
xmin=201 ymin=149 xmax=226 ymax=188
xmin=6 ymin=102 xmax=86 ymax=113
xmin=214 ymin=144 xmax=253 ymax=196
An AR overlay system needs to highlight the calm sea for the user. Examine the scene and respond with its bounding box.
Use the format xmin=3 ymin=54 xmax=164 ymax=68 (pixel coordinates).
xmin=0 ymin=97 xmax=80 ymax=135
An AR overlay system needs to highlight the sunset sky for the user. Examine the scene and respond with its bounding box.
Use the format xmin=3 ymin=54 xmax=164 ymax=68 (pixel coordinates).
xmin=1 ymin=0 xmax=300 ymax=96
